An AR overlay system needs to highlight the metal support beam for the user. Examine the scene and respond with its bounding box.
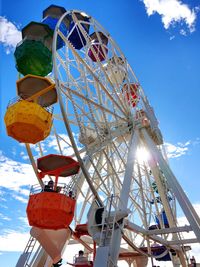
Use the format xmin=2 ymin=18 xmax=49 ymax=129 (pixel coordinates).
xmin=25 ymin=144 xmax=43 ymax=188
xmin=141 ymin=128 xmax=200 ymax=242
xmin=145 ymin=225 xmax=192 ymax=235
xmin=167 ymin=239 xmax=198 ymax=245
xmin=125 ymin=220 xmax=192 ymax=235
xmin=107 ymin=130 xmax=139 ymax=267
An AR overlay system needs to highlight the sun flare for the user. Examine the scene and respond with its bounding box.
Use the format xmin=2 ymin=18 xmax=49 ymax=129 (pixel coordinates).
xmin=136 ymin=146 xmax=150 ymax=163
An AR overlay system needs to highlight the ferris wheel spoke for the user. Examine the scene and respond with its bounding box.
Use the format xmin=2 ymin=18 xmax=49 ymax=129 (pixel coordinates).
xmin=62 ymin=18 xmax=129 ymax=113
xmin=76 ymin=189 xmax=93 ymax=223
xmin=62 ymin=40 xmax=128 ymax=117
xmin=74 ymin=18 xmax=130 ymax=113
xmin=90 ymin=153 xmax=112 ymax=195
xmin=61 ymin=84 xmax=126 ymax=123
xmin=61 ymin=88 xmax=100 ymax=125
xmin=103 ymin=151 xmax=124 ymax=190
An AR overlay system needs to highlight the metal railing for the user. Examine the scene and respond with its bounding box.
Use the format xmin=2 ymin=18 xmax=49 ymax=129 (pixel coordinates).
xmin=6 ymin=97 xmax=54 ymax=114
xmin=29 ymin=182 xmax=76 ymax=198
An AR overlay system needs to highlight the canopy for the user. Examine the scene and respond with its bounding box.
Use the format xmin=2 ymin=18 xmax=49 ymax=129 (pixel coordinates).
xmin=37 ymin=154 xmax=80 ymax=178
xmin=16 ymin=74 xmax=57 ymax=107
xmin=22 ymin=22 xmax=53 ymax=51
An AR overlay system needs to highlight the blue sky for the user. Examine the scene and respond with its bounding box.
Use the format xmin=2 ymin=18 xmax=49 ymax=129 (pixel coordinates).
xmin=1 ymin=0 xmax=200 ymax=266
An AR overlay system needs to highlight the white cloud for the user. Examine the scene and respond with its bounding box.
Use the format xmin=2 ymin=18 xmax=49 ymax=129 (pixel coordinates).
xmin=0 ymin=230 xmax=29 ymax=251
xmin=0 ymin=190 xmax=6 ymax=202
xmin=0 ymin=151 xmax=36 ymax=191
xmin=0 ymin=16 xmax=22 ymax=54
xmin=0 ymin=213 xmax=11 ymax=221
xmin=18 ymin=216 xmax=29 ymax=226
xmin=20 ymin=151 xmax=29 ymax=161
xmin=165 ymin=140 xmax=190 ymax=158
xmin=0 ymin=203 xmax=8 ymax=209
xmin=180 ymin=29 xmax=187 ymax=35
xmin=47 ymin=134 xmax=75 ymax=155
xmin=18 ymin=133 xmax=78 ymax=161
xmin=193 ymin=137 xmax=200 ymax=146
xmin=142 ymin=0 xmax=197 ymax=34
xmin=18 ymin=188 xmax=30 ymax=196
xmin=13 ymin=195 xmax=28 ymax=204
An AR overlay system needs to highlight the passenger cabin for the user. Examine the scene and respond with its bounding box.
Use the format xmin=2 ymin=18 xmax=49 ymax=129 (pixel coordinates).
xmin=78 ymin=128 xmax=97 ymax=145
xmin=68 ymin=12 xmax=90 ymax=50
xmin=88 ymin=32 xmax=108 ymax=62
xmin=73 ymin=252 xmax=93 ymax=267
xmin=16 ymin=74 xmax=57 ymax=107
xmin=4 ymin=98 xmax=53 ymax=144
xmin=134 ymin=109 xmax=150 ymax=127
xmin=42 ymin=5 xmax=69 ymax=49
xmin=141 ymin=245 xmax=176 ymax=262
xmin=122 ymin=83 xmax=139 ymax=107
xmin=26 ymin=154 xmax=80 ymax=229
xmin=155 ymin=210 xmax=169 ymax=228
xmin=104 ymin=56 xmax=126 ymax=85
xmin=14 ymin=22 xmax=53 ymax=76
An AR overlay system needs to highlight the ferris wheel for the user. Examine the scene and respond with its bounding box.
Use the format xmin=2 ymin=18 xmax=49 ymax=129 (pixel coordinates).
xmin=4 ymin=5 xmax=200 ymax=267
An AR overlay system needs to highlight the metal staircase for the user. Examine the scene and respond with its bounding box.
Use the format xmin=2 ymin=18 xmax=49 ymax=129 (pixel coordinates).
xmin=15 ymin=236 xmax=37 ymax=267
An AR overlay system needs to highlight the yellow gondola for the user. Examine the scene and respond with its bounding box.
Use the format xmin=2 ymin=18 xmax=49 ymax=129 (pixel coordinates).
xmin=4 ymin=99 xmax=53 ymax=144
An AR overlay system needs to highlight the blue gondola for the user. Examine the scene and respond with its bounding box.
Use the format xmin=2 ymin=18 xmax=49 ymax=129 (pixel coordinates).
xmin=68 ymin=12 xmax=90 ymax=50
xmin=42 ymin=5 xmax=69 ymax=49
xmin=42 ymin=17 xmax=68 ymax=49
xmin=155 ymin=210 xmax=169 ymax=228
xmin=152 ymin=246 xmax=171 ymax=261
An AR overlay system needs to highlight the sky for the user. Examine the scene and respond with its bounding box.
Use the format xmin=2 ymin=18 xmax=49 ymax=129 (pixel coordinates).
xmin=0 ymin=0 xmax=200 ymax=266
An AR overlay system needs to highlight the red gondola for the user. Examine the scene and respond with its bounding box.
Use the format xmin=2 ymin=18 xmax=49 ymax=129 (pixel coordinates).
xmin=122 ymin=83 xmax=139 ymax=107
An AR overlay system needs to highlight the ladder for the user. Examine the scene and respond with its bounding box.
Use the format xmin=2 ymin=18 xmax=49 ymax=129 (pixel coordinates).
xmin=15 ymin=236 xmax=37 ymax=267
xmin=95 ymin=195 xmax=121 ymax=267
xmin=99 ymin=195 xmax=115 ymax=247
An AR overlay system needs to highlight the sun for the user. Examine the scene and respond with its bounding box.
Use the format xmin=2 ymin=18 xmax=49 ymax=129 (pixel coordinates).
xmin=136 ymin=146 xmax=150 ymax=163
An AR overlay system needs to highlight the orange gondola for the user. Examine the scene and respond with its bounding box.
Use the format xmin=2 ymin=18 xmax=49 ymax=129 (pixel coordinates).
xmin=27 ymin=191 xmax=75 ymax=229
xmin=26 ymin=154 xmax=80 ymax=229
